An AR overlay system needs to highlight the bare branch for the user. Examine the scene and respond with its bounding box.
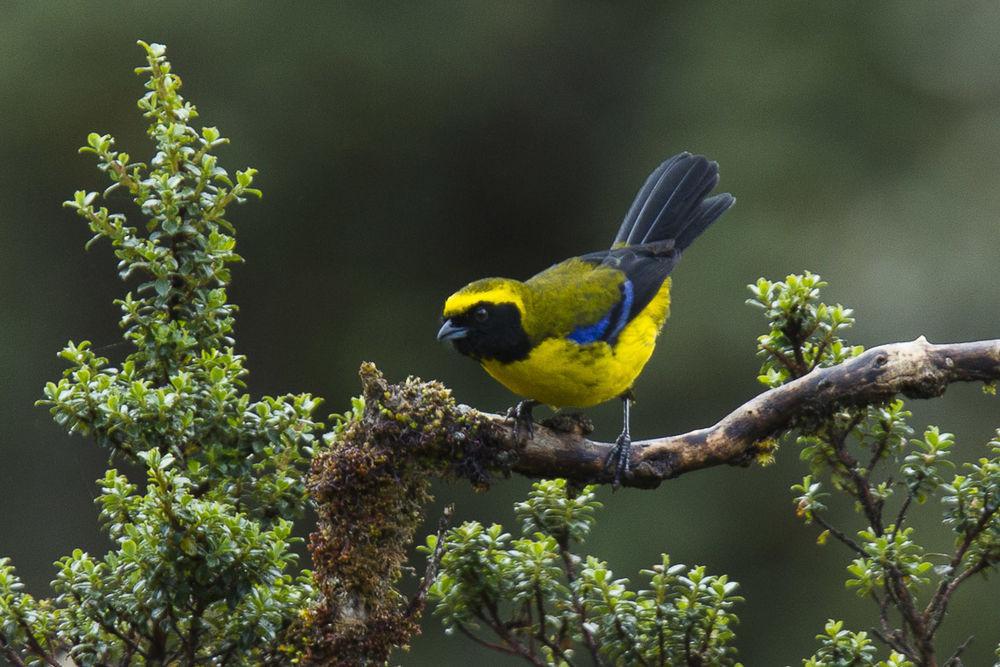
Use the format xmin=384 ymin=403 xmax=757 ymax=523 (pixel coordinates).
xmin=812 ymin=513 xmax=865 ymax=557
xmin=944 ymin=634 xmax=976 ymax=666
xmin=10 ymin=619 xmax=61 ymax=667
xmin=475 ymin=337 xmax=1000 ymax=488
xmin=322 ymin=337 xmax=999 ymax=661
xmin=0 ymin=635 xmax=27 ymax=667
xmin=405 ymin=505 xmax=454 ymax=619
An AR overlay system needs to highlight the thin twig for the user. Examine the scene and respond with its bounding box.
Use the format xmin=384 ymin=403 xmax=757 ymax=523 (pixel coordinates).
xmin=12 ymin=619 xmax=61 ymax=667
xmin=831 ymin=428 xmax=930 ymax=660
xmin=760 ymin=343 xmax=801 ymax=377
xmin=532 ymin=582 xmax=577 ymax=667
xmin=893 ymin=491 xmax=915 ymax=534
xmin=455 ymin=622 xmax=528 ymax=659
xmin=474 ymin=600 xmax=546 ymax=666
xmin=559 ymin=547 xmax=605 ymax=666
xmin=868 ymin=591 xmax=911 ymax=657
xmin=924 ymin=502 xmax=998 ymax=636
xmin=926 ymin=556 xmax=993 ymax=638
xmin=864 ymin=422 xmax=893 ymax=474
xmin=813 ymin=513 xmax=866 ymax=557
xmin=405 ymin=505 xmax=454 ymax=619
xmin=944 ymin=634 xmax=975 ymax=666
xmin=0 ymin=635 xmax=28 ymax=667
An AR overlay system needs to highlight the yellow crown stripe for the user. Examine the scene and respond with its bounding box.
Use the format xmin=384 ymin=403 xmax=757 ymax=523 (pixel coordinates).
xmin=444 ymin=288 xmax=524 ymax=317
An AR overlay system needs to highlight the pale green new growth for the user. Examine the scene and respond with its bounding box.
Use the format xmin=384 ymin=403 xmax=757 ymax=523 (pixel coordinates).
xmin=0 ymin=42 xmax=319 ymax=666
xmin=424 ymin=479 xmax=743 ymax=666
xmin=2 ymin=41 xmax=997 ymax=667
xmin=747 ymin=271 xmax=864 ymax=388
xmin=757 ymin=273 xmax=998 ymax=666
xmin=803 ymin=620 xmax=914 ymax=666
xmin=424 ymin=274 xmax=998 ymax=665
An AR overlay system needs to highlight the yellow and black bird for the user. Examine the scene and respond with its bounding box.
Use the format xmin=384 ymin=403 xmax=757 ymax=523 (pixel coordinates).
xmin=437 ymin=152 xmax=734 ymax=484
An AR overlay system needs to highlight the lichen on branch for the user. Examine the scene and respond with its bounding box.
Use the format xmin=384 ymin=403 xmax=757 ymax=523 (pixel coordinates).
xmin=298 ymin=330 xmax=999 ymax=661
xmin=298 ymin=363 xmax=516 ymax=664
xmin=329 ymin=336 xmax=1000 ymax=493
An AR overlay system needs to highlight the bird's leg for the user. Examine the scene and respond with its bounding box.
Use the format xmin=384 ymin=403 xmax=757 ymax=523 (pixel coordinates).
xmin=605 ymin=392 xmax=634 ymax=489
xmin=506 ymin=399 xmax=539 ymax=443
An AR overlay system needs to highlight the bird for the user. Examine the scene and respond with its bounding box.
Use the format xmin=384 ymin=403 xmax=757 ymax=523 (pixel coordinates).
xmin=437 ymin=152 xmax=735 ymax=486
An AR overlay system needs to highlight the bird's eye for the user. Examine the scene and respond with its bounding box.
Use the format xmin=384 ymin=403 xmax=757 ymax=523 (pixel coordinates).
xmin=474 ymin=306 xmax=489 ymax=323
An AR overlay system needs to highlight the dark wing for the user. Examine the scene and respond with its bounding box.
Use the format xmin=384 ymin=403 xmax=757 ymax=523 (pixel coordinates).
xmin=571 ymin=244 xmax=678 ymax=345
xmin=547 ymin=153 xmax=732 ymax=346
xmin=565 ymin=151 xmax=735 ymax=345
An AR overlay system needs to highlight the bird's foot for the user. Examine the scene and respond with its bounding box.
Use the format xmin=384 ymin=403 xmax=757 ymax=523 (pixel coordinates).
xmin=604 ymin=431 xmax=632 ymax=490
xmin=505 ymin=399 xmax=538 ymax=444
xmin=541 ymin=411 xmax=594 ymax=436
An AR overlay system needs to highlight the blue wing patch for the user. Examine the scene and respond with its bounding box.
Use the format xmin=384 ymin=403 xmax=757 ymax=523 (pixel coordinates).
xmin=607 ymin=279 xmax=634 ymax=341
xmin=567 ymin=280 xmax=634 ymax=345
xmin=567 ymin=313 xmax=611 ymax=344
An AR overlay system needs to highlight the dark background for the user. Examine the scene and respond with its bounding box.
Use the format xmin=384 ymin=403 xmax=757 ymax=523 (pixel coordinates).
xmin=1 ymin=3 xmax=998 ymax=664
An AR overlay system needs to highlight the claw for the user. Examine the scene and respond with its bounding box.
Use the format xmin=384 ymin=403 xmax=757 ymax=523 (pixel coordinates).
xmin=603 ymin=393 xmax=633 ymax=490
xmin=605 ymin=432 xmax=632 ymax=489
xmin=506 ymin=399 xmax=538 ymax=444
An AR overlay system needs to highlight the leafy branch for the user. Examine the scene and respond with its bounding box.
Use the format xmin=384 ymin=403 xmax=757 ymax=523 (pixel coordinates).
xmin=761 ymin=274 xmax=999 ymax=666
xmin=2 ymin=39 xmax=997 ymax=667
xmin=0 ymin=41 xmax=319 ymax=666
xmin=422 ymin=480 xmax=743 ymax=666
xmin=334 ymin=273 xmax=998 ymax=664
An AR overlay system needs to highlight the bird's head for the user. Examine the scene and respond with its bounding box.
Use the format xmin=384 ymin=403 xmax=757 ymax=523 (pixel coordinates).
xmin=438 ymin=278 xmax=531 ymax=363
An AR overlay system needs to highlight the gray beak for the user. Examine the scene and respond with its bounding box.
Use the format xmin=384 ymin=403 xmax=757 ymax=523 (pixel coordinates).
xmin=437 ymin=319 xmax=470 ymax=341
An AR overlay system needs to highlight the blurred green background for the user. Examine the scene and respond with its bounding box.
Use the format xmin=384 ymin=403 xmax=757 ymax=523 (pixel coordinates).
xmin=1 ymin=3 xmax=998 ymax=664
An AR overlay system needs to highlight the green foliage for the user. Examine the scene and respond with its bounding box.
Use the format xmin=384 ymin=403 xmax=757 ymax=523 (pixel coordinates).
xmin=50 ymin=450 xmax=311 ymax=665
xmin=803 ymin=620 xmax=913 ymax=667
xmin=0 ymin=42 xmax=319 ymax=665
xmin=792 ymin=474 xmax=829 ymax=522
xmin=515 ymin=478 xmax=603 ymax=546
xmin=941 ymin=433 xmax=1000 ymax=571
xmin=752 ymin=272 xmax=999 ymax=665
xmin=3 ymin=40 xmax=997 ymax=666
xmin=747 ymin=272 xmax=864 ymax=387
xmin=47 ymin=40 xmax=320 ymax=520
xmin=845 ymin=527 xmax=933 ymax=597
xmin=0 ymin=560 xmax=60 ymax=666
xmin=324 ymin=395 xmax=365 ymax=441
xmin=901 ymin=427 xmax=955 ymax=503
xmin=424 ymin=480 xmax=743 ymax=666
xmin=422 ymin=272 xmax=997 ymax=664
xmin=298 ymin=363 xmax=521 ymax=664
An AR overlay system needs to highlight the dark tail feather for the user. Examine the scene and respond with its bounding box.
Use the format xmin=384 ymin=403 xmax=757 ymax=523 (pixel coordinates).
xmin=674 ymin=193 xmax=736 ymax=251
xmin=613 ymin=153 xmax=734 ymax=250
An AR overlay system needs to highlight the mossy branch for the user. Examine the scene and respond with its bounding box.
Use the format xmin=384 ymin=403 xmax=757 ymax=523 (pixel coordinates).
xmin=305 ymin=337 xmax=999 ymax=659
xmin=349 ymin=336 xmax=1000 ymax=491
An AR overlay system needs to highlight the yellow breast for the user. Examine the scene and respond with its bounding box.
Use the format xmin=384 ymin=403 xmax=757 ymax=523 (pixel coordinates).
xmin=481 ymin=278 xmax=672 ymax=407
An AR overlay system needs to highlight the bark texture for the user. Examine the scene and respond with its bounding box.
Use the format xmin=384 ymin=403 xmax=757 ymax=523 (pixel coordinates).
xmin=483 ymin=337 xmax=1000 ymax=488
